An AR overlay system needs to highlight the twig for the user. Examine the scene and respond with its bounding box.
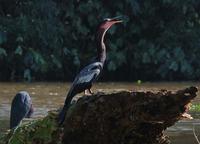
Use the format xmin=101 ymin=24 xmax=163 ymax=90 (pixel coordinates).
xmin=193 ymin=124 xmax=200 ymax=144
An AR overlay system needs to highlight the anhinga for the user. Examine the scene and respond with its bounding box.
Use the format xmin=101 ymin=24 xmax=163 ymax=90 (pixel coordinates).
xmin=58 ymin=17 xmax=122 ymax=125
xmin=10 ymin=91 xmax=34 ymax=129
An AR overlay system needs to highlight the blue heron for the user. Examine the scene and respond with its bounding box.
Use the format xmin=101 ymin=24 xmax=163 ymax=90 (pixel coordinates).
xmin=10 ymin=91 xmax=34 ymax=129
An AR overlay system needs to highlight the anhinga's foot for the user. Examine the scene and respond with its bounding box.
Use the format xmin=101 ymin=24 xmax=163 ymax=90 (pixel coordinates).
xmin=88 ymin=89 xmax=94 ymax=94
xmin=84 ymin=89 xmax=94 ymax=96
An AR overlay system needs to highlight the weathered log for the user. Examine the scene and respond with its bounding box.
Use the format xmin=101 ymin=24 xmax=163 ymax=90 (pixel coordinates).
xmin=0 ymin=87 xmax=197 ymax=144
xmin=63 ymin=87 xmax=197 ymax=144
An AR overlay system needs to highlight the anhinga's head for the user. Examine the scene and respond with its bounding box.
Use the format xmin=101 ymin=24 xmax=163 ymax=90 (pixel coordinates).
xmin=99 ymin=17 xmax=123 ymax=31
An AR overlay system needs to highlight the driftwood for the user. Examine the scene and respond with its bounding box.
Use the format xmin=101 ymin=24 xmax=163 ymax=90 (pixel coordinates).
xmin=0 ymin=87 xmax=198 ymax=144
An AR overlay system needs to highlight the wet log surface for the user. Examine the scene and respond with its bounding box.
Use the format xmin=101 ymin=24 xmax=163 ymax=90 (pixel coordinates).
xmin=0 ymin=87 xmax=198 ymax=144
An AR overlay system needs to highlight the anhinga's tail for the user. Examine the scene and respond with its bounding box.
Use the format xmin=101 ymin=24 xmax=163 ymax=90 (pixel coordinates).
xmin=58 ymin=89 xmax=76 ymax=126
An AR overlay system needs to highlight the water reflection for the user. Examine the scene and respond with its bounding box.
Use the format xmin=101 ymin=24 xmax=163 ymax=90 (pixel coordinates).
xmin=0 ymin=82 xmax=199 ymax=143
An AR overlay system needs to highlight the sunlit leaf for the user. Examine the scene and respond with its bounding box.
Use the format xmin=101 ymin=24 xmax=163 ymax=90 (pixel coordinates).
xmin=15 ymin=46 xmax=23 ymax=55
xmin=24 ymin=69 xmax=31 ymax=82
xmin=169 ymin=61 xmax=178 ymax=71
xmin=0 ymin=48 xmax=7 ymax=56
xmin=16 ymin=36 xmax=24 ymax=42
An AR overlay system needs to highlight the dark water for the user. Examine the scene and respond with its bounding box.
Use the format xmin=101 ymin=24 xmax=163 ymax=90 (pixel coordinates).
xmin=0 ymin=82 xmax=200 ymax=143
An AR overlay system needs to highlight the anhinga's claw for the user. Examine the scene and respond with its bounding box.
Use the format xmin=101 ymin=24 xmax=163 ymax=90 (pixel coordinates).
xmin=84 ymin=89 xmax=94 ymax=95
xmin=88 ymin=89 xmax=94 ymax=95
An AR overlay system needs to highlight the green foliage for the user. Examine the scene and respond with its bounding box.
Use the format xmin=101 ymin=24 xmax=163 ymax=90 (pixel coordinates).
xmin=0 ymin=48 xmax=7 ymax=57
xmin=0 ymin=32 xmax=7 ymax=45
xmin=190 ymin=104 xmax=200 ymax=112
xmin=0 ymin=111 xmax=61 ymax=144
xmin=0 ymin=0 xmax=200 ymax=81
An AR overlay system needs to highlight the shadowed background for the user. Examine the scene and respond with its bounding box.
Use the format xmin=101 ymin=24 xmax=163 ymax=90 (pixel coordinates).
xmin=0 ymin=0 xmax=200 ymax=82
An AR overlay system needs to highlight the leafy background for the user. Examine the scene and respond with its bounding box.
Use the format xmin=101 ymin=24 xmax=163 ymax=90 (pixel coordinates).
xmin=0 ymin=0 xmax=200 ymax=81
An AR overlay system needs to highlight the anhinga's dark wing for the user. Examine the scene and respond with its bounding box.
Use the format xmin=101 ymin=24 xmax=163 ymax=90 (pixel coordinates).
xmin=58 ymin=62 xmax=103 ymax=125
xmin=71 ymin=62 xmax=103 ymax=87
xmin=78 ymin=62 xmax=103 ymax=74
xmin=10 ymin=91 xmax=33 ymax=129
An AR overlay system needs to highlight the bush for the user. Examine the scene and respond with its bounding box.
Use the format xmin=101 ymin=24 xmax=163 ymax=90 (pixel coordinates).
xmin=0 ymin=0 xmax=200 ymax=81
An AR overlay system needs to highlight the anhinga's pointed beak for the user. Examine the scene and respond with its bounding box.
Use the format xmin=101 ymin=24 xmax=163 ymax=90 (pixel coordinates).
xmin=110 ymin=16 xmax=123 ymax=24
xmin=113 ymin=20 xmax=123 ymax=24
xmin=104 ymin=16 xmax=123 ymax=23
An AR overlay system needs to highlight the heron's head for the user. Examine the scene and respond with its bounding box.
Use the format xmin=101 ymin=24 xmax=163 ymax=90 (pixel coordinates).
xmin=99 ymin=16 xmax=123 ymax=31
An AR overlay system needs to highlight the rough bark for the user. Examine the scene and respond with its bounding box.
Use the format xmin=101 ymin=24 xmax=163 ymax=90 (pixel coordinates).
xmin=0 ymin=87 xmax=198 ymax=144
xmin=63 ymin=87 xmax=197 ymax=144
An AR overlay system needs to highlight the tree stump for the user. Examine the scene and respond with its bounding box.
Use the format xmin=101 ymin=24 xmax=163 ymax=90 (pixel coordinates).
xmin=0 ymin=87 xmax=198 ymax=144
xmin=63 ymin=87 xmax=197 ymax=144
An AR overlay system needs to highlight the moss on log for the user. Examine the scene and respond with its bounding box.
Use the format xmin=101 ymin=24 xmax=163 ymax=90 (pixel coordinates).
xmin=0 ymin=87 xmax=198 ymax=144
xmin=0 ymin=111 xmax=62 ymax=144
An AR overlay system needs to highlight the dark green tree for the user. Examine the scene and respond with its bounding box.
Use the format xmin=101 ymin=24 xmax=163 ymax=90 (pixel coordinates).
xmin=0 ymin=0 xmax=200 ymax=81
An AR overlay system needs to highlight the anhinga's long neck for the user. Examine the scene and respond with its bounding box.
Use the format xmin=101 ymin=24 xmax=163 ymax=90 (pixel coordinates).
xmin=96 ymin=28 xmax=108 ymax=64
